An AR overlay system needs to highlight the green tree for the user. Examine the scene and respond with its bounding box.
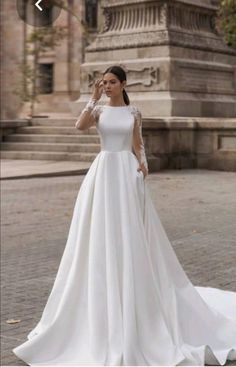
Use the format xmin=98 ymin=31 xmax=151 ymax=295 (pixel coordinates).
xmin=15 ymin=26 xmax=68 ymax=117
xmin=218 ymin=0 xmax=236 ymax=48
xmin=14 ymin=0 xmax=88 ymax=117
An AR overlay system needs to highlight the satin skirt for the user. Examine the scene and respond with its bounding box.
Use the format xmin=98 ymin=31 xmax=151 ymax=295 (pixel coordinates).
xmin=13 ymin=150 xmax=236 ymax=366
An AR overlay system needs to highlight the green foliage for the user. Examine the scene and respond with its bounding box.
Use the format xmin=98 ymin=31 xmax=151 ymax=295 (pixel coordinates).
xmin=26 ymin=26 xmax=68 ymax=54
xmin=14 ymin=0 xmax=87 ymax=117
xmin=218 ymin=0 xmax=236 ymax=48
xmin=14 ymin=63 xmax=39 ymax=104
xmin=14 ymin=26 xmax=68 ymax=116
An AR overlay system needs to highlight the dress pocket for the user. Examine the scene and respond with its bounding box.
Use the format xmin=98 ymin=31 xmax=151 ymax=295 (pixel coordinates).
xmin=139 ymin=170 xmax=144 ymax=180
xmin=136 ymin=170 xmax=145 ymax=216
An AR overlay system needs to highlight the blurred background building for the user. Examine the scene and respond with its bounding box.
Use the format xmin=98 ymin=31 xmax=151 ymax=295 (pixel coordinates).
xmin=1 ymin=0 xmax=102 ymax=118
xmin=1 ymin=0 xmax=236 ymax=171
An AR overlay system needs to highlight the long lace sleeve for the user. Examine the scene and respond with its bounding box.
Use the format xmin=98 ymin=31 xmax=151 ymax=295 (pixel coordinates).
xmin=75 ymin=100 xmax=103 ymax=129
xmin=90 ymin=105 xmax=103 ymax=124
xmin=131 ymin=107 xmax=148 ymax=172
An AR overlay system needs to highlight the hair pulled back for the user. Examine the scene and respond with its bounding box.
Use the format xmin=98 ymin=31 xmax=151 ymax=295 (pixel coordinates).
xmin=103 ymin=65 xmax=130 ymax=105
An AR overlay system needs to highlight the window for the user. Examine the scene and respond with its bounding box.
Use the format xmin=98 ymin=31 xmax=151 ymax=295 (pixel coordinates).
xmin=85 ymin=0 xmax=98 ymax=29
xmin=38 ymin=63 xmax=54 ymax=94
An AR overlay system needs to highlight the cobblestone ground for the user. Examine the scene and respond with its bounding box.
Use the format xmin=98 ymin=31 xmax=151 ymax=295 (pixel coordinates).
xmin=1 ymin=169 xmax=236 ymax=366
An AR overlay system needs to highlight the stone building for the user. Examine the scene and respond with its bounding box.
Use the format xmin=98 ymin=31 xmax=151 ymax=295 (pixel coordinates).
xmin=1 ymin=0 xmax=100 ymax=118
xmin=1 ymin=0 xmax=236 ymax=171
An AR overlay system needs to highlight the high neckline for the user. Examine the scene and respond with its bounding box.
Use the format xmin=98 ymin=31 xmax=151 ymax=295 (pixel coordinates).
xmin=104 ymin=105 xmax=129 ymax=108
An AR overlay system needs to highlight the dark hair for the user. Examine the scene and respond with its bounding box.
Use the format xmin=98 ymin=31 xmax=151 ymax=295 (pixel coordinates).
xmin=103 ymin=65 xmax=130 ymax=105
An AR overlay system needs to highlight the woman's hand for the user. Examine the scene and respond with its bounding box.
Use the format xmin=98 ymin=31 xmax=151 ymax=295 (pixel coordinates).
xmin=137 ymin=164 xmax=148 ymax=179
xmin=92 ymin=78 xmax=104 ymax=101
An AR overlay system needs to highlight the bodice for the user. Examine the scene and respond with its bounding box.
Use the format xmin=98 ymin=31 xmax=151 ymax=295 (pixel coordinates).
xmin=94 ymin=105 xmax=135 ymax=152
xmin=76 ymin=102 xmax=148 ymax=171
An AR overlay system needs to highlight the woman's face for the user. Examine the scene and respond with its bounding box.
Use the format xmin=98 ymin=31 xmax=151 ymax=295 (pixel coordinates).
xmin=102 ymin=73 xmax=126 ymax=98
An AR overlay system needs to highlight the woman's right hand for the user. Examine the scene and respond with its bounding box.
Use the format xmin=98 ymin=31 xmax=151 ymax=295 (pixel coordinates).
xmin=92 ymin=78 xmax=104 ymax=101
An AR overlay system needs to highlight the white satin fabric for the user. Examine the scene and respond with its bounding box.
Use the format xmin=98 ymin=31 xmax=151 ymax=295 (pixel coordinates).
xmin=13 ymin=106 xmax=236 ymax=366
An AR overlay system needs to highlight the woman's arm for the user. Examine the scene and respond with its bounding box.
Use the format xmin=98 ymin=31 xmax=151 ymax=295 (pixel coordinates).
xmin=75 ymin=99 xmax=98 ymax=130
xmin=75 ymin=78 xmax=104 ymax=130
xmin=132 ymin=107 xmax=149 ymax=177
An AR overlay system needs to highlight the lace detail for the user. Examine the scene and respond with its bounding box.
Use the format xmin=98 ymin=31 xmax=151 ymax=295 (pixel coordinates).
xmin=90 ymin=105 xmax=103 ymax=124
xmin=131 ymin=106 xmax=148 ymax=172
xmin=75 ymin=104 xmax=103 ymax=129
xmin=83 ymin=98 xmax=98 ymax=112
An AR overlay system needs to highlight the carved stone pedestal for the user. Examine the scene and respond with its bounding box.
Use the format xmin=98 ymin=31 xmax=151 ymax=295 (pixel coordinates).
xmin=72 ymin=0 xmax=236 ymax=118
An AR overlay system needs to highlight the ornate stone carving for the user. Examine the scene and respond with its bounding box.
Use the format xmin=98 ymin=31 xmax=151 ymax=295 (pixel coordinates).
xmin=86 ymin=65 xmax=160 ymax=89
xmin=101 ymin=2 xmax=164 ymax=33
xmin=160 ymin=3 xmax=167 ymax=26
xmin=86 ymin=29 xmax=234 ymax=55
xmin=126 ymin=66 xmax=160 ymax=87
xmin=74 ymin=0 xmax=236 ymax=119
xmin=99 ymin=0 xmax=217 ymax=34
xmin=168 ymin=2 xmax=217 ymax=34
xmin=86 ymin=0 xmax=234 ymax=54
xmin=102 ymin=8 xmax=112 ymax=33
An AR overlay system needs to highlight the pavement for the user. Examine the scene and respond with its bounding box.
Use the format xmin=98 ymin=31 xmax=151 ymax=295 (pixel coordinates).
xmin=1 ymin=159 xmax=91 ymax=180
xmin=1 ymin=159 xmax=236 ymax=366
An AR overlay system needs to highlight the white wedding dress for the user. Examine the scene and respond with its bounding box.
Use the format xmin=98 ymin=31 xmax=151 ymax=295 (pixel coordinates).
xmin=13 ymin=104 xmax=236 ymax=366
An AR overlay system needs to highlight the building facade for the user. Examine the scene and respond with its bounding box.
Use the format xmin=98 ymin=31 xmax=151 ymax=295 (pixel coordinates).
xmin=1 ymin=0 xmax=236 ymax=171
xmin=1 ymin=0 xmax=100 ymax=119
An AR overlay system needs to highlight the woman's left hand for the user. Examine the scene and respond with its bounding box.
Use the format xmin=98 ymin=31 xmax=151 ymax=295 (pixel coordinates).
xmin=137 ymin=165 xmax=148 ymax=179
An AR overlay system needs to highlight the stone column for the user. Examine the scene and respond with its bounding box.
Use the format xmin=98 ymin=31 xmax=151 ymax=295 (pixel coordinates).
xmin=71 ymin=0 xmax=236 ymax=118
xmin=67 ymin=0 xmax=83 ymax=100
xmin=1 ymin=0 xmax=25 ymax=119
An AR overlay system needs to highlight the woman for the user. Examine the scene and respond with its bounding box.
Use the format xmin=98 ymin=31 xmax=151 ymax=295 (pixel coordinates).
xmin=13 ymin=65 xmax=236 ymax=366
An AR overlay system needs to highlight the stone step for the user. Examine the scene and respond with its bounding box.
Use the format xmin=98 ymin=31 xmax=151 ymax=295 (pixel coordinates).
xmin=1 ymin=142 xmax=101 ymax=153
xmin=5 ymin=134 xmax=100 ymax=144
xmin=33 ymin=113 xmax=74 ymax=118
xmin=0 ymin=150 xmax=97 ymax=162
xmin=16 ymin=126 xmax=98 ymax=135
xmin=31 ymin=118 xmax=77 ymax=126
xmin=28 ymin=98 xmax=72 ymax=114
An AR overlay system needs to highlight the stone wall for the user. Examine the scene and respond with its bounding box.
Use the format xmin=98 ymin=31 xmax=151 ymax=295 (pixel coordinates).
xmin=74 ymin=0 xmax=236 ymax=118
xmin=144 ymin=117 xmax=236 ymax=172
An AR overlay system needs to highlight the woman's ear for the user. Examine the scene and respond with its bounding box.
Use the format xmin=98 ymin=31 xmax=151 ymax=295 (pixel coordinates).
xmin=122 ymin=81 xmax=127 ymax=89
